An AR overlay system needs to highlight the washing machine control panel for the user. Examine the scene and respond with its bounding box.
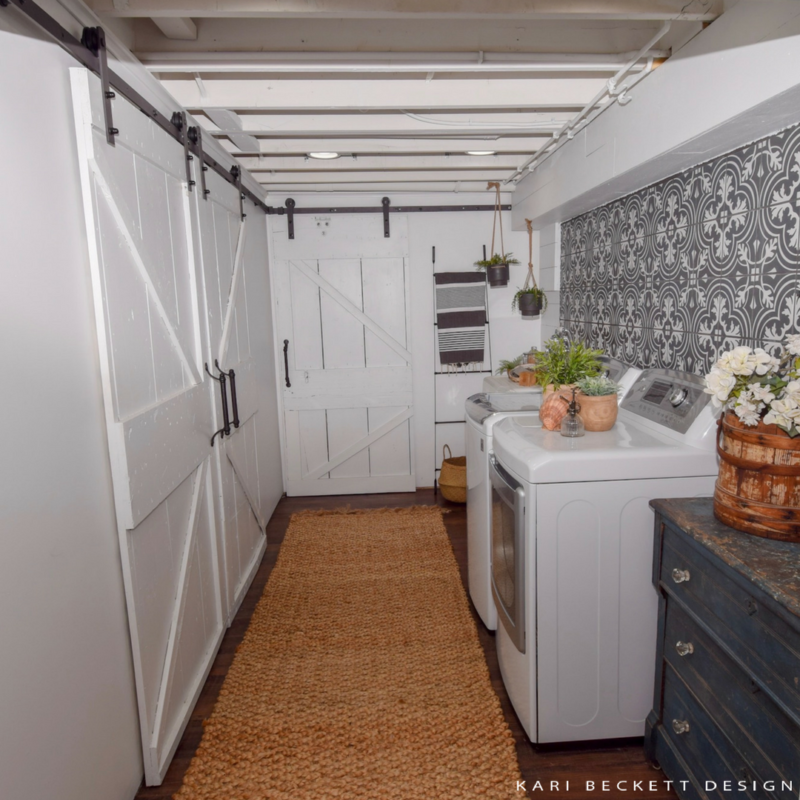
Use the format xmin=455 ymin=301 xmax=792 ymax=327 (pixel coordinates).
xmin=620 ymin=369 xmax=709 ymax=434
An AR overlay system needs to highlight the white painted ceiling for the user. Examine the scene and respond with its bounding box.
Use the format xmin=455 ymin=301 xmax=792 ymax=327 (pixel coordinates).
xmin=87 ymin=0 xmax=722 ymax=195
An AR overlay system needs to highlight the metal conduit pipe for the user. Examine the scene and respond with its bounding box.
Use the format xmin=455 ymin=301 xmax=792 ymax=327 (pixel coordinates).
xmin=504 ymin=20 xmax=671 ymax=185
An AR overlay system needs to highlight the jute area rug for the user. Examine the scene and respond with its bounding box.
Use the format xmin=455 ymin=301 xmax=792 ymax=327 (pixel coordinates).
xmin=174 ymin=506 xmax=522 ymax=800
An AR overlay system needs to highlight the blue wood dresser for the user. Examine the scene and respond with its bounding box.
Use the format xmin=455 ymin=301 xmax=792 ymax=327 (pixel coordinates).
xmin=645 ymin=498 xmax=800 ymax=800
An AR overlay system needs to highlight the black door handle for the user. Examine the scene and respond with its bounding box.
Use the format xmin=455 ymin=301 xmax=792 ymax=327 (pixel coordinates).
xmin=225 ymin=363 xmax=240 ymax=428
xmin=283 ymin=339 xmax=291 ymax=388
xmin=205 ymin=361 xmax=231 ymax=445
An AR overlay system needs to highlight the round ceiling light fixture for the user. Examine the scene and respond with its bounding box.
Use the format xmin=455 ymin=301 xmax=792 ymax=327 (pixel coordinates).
xmin=308 ymin=151 xmax=341 ymax=159
xmin=466 ymin=150 xmax=497 ymax=156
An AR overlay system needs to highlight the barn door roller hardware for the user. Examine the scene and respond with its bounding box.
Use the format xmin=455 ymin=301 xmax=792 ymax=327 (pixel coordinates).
xmin=382 ymin=197 xmax=391 ymax=238
xmin=277 ymin=199 xmax=510 ymax=240
xmin=0 ymin=0 xmax=270 ymax=213
xmin=231 ymin=165 xmax=246 ymax=220
xmin=172 ymin=112 xmax=195 ymax=191
xmin=205 ymin=360 xmax=239 ymax=445
xmin=80 ymin=26 xmax=116 ymax=145
xmin=188 ymin=126 xmax=209 ymax=198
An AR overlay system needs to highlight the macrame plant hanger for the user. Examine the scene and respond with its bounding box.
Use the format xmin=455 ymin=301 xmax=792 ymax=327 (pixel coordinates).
xmin=523 ymin=218 xmax=539 ymax=292
xmin=487 ymin=181 xmax=505 ymax=258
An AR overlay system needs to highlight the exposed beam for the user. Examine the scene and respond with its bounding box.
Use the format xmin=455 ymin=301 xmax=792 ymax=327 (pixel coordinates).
xmin=159 ymin=76 xmax=610 ymax=110
xmin=217 ymin=138 xmax=548 ymax=155
xmin=256 ymin=169 xmax=513 ymax=183
xmin=237 ymin=155 xmax=524 ymax=169
xmin=150 ymin=17 xmax=198 ymax=40
xmin=87 ymin=0 xmax=721 ymax=21
xmin=208 ymin=128 xmax=561 ymax=139
xmin=202 ymin=107 xmax=260 ymax=151
xmin=190 ymin=105 xmax=588 ymax=116
xmin=142 ymin=50 xmax=663 ymax=74
xmin=261 ymin=181 xmax=512 ymax=192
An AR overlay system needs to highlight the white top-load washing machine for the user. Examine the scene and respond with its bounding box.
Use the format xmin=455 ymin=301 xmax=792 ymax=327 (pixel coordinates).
xmin=489 ymin=368 xmax=718 ymax=743
xmin=465 ymin=355 xmax=638 ymax=631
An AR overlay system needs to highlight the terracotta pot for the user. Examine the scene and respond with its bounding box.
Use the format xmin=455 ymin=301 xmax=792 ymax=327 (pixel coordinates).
xmin=486 ymin=263 xmax=509 ymax=287
xmin=577 ymin=392 xmax=618 ymax=432
xmin=518 ymin=293 xmax=543 ymax=317
xmin=714 ymin=412 xmax=800 ymax=541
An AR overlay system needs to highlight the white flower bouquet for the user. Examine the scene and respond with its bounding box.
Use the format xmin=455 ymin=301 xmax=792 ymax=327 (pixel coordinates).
xmin=703 ymin=335 xmax=800 ymax=436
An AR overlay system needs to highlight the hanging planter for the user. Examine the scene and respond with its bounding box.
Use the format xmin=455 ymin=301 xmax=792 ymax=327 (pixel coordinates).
xmin=511 ymin=219 xmax=548 ymax=317
xmin=513 ymin=287 xmax=548 ymax=317
xmin=476 ymin=254 xmax=516 ymax=287
xmin=475 ymin=182 xmax=517 ymax=288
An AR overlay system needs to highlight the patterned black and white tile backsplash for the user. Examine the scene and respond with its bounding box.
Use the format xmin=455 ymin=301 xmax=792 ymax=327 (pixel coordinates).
xmin=560 ymin=123 xmax=800 ymax=375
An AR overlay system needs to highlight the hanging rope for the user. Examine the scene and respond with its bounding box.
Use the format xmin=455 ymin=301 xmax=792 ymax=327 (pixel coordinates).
xmin=487 ymin=181 xmax=505 ymax=258
xmin=523 ymin=218 xmax=539 ymax=292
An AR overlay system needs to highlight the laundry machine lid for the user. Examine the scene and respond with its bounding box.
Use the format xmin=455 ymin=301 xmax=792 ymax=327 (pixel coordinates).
xmin=491 ymin=368 xmax=719 ymax=484
xmin=466 ymin=391 xmax=542 ymax=426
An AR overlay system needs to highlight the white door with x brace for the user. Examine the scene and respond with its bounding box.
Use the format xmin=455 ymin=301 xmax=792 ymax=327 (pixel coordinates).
xmin=193 ymin=167 xmax=280 ymax=620
xmin=71 ymin=71 xmax=224 ymax=784
xmin=272 ymin=213 xmax=414 ymax=495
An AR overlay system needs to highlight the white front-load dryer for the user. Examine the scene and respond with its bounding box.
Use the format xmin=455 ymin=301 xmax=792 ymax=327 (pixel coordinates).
xmin=465 ymin=391 xmax=541 ymax=630
xmin=490 ymin=368 xmax=719 ymax=743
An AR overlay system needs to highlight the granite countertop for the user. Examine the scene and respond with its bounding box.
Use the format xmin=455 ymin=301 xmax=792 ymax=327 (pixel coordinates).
xmin=651 ymin=497 xmax=800 ymax=620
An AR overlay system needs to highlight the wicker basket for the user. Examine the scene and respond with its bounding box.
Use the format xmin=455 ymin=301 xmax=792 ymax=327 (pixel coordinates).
xmin=439 ymin=444 xmax=467 ymax=503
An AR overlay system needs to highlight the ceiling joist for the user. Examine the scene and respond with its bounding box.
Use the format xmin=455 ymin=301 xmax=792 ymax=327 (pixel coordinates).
xmin=89 ymin=0 xmax=721 ymax=20
xmin=142 ymin=50 xmax=664 ymax=74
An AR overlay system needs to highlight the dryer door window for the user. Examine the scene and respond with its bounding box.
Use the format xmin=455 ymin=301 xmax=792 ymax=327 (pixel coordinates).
xmin=489 ymin=455 xmax=526 ymax=653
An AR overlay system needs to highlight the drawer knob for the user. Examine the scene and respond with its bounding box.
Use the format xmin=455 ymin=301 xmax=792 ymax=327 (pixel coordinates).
xmin=671 ymin=568 xmax=691 ymax=584
xmin=672 ymin=719 xmax=691 ymax=735
xmin=676 ymin=641 xmax=694 ymax=657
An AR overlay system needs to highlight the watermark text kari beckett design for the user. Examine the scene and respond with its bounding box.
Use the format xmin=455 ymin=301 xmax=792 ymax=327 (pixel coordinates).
xmin=515 ymin=779 xmax=795 ymax=793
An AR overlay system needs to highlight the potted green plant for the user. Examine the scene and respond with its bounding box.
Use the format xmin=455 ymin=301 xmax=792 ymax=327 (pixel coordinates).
xmin=512 ymin=287 xmax=548 ymax=318
xmin=475 ymin=252 xmax=519 ymax=288
xmin=496 ymin=355 xmax=524 ymax=377
xmin=534 ymin=338 xmax=604 ymax=391
xmin=576 ymin=375 xmax=621 ymax=431
xmin=535 ymin=338 xmax=604 ymax=430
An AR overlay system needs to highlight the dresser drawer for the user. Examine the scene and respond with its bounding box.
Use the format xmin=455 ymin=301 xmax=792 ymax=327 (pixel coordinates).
xmin=665 ymin=601 xmax=799 ymax=797
xmin=663 ymin=666 xmax=761 ymax=800
xmin=660 ymin=523 xmax=800 ymax=727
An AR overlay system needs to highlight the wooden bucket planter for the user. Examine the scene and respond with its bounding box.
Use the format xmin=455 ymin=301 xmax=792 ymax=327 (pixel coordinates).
xmin=714 ymin=412 xmax=800 ymax=541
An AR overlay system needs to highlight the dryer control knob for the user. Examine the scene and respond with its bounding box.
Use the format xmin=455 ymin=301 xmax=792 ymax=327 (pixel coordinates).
xmin=669 ymin=387 xmax=688 ymax=407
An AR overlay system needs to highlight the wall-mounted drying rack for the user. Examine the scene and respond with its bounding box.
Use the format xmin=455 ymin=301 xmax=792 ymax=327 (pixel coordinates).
xmin=431 ymin=245 xmax=493 ymax=493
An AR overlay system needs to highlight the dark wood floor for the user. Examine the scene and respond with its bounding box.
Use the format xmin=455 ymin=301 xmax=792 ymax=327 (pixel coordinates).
xmin=135 ymin=490 xmax=674 ymax=799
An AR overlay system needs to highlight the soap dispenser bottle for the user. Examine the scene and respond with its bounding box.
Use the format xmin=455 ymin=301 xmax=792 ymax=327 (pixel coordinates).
xmin=560 ymin=387 xmax=585 ymax=438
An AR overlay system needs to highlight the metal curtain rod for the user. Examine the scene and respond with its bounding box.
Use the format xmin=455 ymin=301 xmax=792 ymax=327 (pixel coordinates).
xmin=283 ymin=204 xmax=512 ymax=214
xmin=0 ymin=0 xmax=272 ymax=215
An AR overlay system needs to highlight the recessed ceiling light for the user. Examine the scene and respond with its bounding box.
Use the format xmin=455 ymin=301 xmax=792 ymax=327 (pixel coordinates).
xmin=308 ymin=151 xmax=340 ymax=159
xmin=466 ymin=150 xmax=497 ymax=156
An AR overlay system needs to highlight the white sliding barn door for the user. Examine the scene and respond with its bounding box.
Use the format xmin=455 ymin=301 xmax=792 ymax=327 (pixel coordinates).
xmin=273 ymin=214 xmax=414 ymax=495
xmin=193 ymin=169 xmax=277 ymax=619
xmin=71 ymin=72 xmax=223 ymax=784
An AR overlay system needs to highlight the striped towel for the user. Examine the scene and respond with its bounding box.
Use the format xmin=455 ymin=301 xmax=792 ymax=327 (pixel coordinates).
xmin=434 ymin=272 xmax=486 ymax=367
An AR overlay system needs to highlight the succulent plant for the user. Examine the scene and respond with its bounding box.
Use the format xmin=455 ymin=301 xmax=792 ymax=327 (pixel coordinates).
xmin=576 ymin=375 xmax=620 ymax=396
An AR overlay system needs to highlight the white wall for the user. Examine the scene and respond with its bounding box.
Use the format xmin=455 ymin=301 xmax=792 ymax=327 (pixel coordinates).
xmin=0 ymin=15 xmax=142 ymax=800
xmin=538 ymin=223 xmax=562 ymax=343
xmin=513 ymin=0 xmax=800 ymax=227
xmin=266 ymin=192 xmax=541 ymax=486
